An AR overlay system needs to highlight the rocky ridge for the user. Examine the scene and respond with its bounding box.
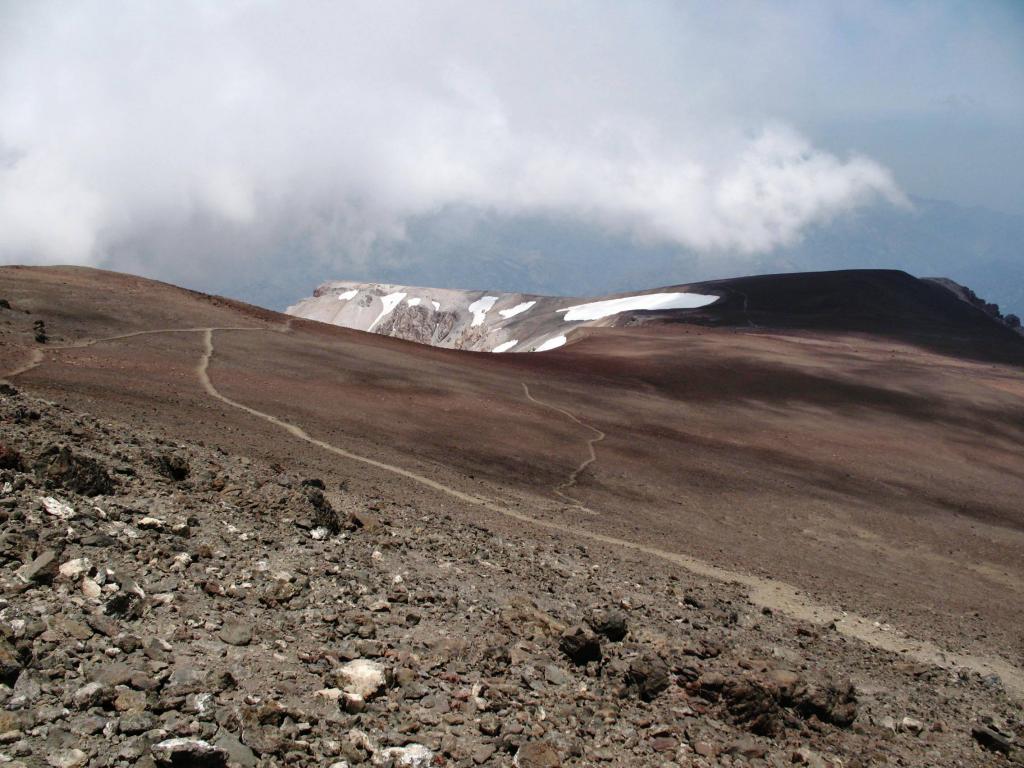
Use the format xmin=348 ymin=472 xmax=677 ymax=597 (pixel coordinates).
xmin=0 ymin=387 xmax=1020 ymax=767
xmin=284 ymin=282 xmax=718 ymax=353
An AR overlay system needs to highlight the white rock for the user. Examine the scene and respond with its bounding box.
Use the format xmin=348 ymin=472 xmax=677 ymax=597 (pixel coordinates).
xmin=41 ymin=496 xmax=75 ymax=520
xmin=342 ymin=692 xmax=365 ymax=713
xmin=901 ymin=716 xmax=924 ymax=735
xmin=81 ymin=578 xmax=102 ymax=599
xmin=138 ymin=516 xmax=165 ymax=530
xmin=347 ymin=729 xmax=377 ymax=754
xmin=374 ymin=744 xmax=434 ymax=767
xmin=193 ymin=692 xmax=215 ymax=716
xmin=71 ymin=681 xmax=109 ymax=709
xmin=310 ymin=526 xmax=329 ymax=540
xmin=59 ymin=557 xmax=91 ymax=581
xmin=337 ymin=659 xmax=387 ymax=700
xmin=46 ymin=748 xmax=88 ymax=768
xmin=170 ymin=552 xmax=192 ymax=572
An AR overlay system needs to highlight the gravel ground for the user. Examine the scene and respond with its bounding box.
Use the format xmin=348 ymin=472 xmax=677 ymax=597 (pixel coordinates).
xmin=0 ymin=386 xmax=1019 ymax=767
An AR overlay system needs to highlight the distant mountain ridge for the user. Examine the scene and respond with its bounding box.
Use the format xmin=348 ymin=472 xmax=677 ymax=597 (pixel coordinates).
xmin=287 ymin=269 xmax=1024 ymax=364
xmin=286 ymin=280 xmax=720 ymax=353
xmin=173 ymin=196 xmax=1024 ymax=319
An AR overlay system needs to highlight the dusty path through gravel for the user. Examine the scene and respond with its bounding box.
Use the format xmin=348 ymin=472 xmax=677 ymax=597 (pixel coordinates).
xmin=521 ymin=382 xmax=605 ymax=514
xmin=197 ymin=329 xmax=1024 ymax=701
xmin=5 ymin=324 xmax=1024 ymax=702
xmin=0 ymin=326 xmax=270 ymax=385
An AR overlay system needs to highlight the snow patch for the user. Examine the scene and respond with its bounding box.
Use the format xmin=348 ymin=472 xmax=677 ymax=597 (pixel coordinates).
xmin=491 ymin=340 xmax=518 ymax=353
xmin=337 ymin=289 xmax=358 ymax=301
xmin=369 ymin=292 xmax=407 ymax=331
xmin=498 ymin=300 xmax=536 ymax=319
xmin=431 ymin=301 xmax=440 ymax=311
xmin=406 ymin=297 xmax=421 ymax=307
xmin=468 ymin=295 xmax=499 ymax=327
xmin=535 ymin=335 xmax=567 ymax=352
xmin=558 ymin=292 xmax=718 ymax=321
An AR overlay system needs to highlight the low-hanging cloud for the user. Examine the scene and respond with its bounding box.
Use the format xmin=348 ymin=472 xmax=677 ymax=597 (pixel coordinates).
xmin=0 ymin=1 xmax=910 ymax=274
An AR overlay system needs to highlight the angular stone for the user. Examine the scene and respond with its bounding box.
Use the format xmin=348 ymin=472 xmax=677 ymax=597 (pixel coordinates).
xmin=151 ymin=738 xmax=228 ymax=767
xmin=0 ymin=638 xmax=22 ymax=685
xmin=376 ymin=744 xmax=433 ymax=767
xmin=58 ymin=557 xmax=92 ymax=582
xmin=46 ymin=748 xmax=88 ymax=768
xmin=17 ymin=549 xmax=58 ymax=585
xmin=972 ymin=725 xmax=1013 ymax=755
xmin=515 ymin=741 xmax=560 ymax=768
xmin=587 ymin=608 xmax=628 ymax=641
xmin=213 ymin=731 xmax=257 ymax=768
xmin=34 ymin=446 xmax=113 ymax=497
xmin=72 ymin=681 xmax=113 ymax=710
xmin=626 ymin=652 xmax=670 ymax=701
xmin=559 ymin=625 xmax=601 ymax=665
xmin=335 ymin=659 xmax=387 ymax=700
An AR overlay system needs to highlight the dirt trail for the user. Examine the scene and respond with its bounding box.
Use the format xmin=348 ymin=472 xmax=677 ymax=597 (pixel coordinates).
xmin=196 ymin=329 xmax=498 ymax=508
xmin=521 ymin=382 xmax=604 ymax=514
xmin=197 ymin=329 xmax=1024 ymax=701
xmin=0 ymin=348 xmax=45 ymax=385
xmin=7 ymin=324 xmax=1024 ymax=701
xmin=1 ymin=325 xmax=272 ymax=385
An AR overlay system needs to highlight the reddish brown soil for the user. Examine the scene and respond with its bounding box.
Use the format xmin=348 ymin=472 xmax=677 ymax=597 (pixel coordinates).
xmin=2 ymin=265 xmax=1022 ymax=676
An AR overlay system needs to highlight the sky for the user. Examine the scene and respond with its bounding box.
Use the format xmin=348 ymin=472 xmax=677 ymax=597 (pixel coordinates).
xmin=0 ymin=1 xmax=1022 ymax=301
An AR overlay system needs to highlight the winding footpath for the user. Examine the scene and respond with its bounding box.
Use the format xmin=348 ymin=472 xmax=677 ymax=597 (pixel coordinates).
xmin=0 ymin=326 xmax=269 ymax=386
xmin=3 ymin=325 xmax=1023 ymax=701
xmin=521 ymin=382 xmax=605 ymax=514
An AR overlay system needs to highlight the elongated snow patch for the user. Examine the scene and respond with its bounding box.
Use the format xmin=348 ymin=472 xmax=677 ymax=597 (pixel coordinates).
xmin=498 ymin=301 xmax=536 ymax=319
xmin=431 ymin=301 xmax=440 ymax=311
xmin=337 ymin=289 xmax=358 ymax=301
xmin=369 ymin=292 xmax=407 ymax=331
xmin=468 ymin=296 xmax=499 ymax=327
xmin=406 ymin=297 xmax=421 ymax=307
xmin=492 ymin=340 xmax=518 ymax=353
xmin=558 ymin=292 xmax=718 ymax=321
xmin=535 ymin=335 xmax=566 ymax=352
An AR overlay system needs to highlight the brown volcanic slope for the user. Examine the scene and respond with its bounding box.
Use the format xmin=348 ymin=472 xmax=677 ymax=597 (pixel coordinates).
xmin=2 ymin=265 xmax=1024 ymax=691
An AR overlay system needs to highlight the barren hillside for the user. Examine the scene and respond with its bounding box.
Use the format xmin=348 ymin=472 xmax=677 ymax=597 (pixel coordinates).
xmin=0 ymin=265 xmax=1022 ymax=766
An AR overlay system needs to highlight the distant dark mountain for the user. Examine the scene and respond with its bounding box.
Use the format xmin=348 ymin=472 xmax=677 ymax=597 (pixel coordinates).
xmin=212 ymin=197 xmax=1024 ymax=317
xmin=773 ymin=198 xmax=1024 ymax=320
xmin=286 ymin=269 xmax=1024 ymax=364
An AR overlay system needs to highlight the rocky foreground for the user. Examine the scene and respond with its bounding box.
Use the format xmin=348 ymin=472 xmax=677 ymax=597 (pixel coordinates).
xmin=0 ymin=385 xmax=1019 ymax=767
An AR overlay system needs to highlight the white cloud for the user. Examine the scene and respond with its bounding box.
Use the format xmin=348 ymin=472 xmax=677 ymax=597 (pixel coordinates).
xmin=0 ymin=1 xmax=920 ymax=268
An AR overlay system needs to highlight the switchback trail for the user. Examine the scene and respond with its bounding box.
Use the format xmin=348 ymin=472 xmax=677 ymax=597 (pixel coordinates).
xmin=6 ymin=324 xmax=1023 ymax=701
xmin=521 ymin=382 xmax=605 ymax=514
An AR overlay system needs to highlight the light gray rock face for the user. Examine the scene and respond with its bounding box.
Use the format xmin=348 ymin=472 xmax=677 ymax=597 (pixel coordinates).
xmin=286 ymin=281 xmax=720 ymax=353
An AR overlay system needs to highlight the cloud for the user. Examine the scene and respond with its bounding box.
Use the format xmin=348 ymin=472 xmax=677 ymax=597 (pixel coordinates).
xmin=0 ymin=1 xmax=926 ymax=274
